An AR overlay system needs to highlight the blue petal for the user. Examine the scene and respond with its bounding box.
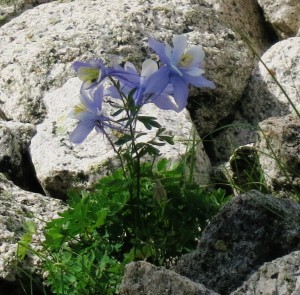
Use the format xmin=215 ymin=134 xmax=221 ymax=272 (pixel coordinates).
xmin=170 ymin=75 xmax=189 ymax=111
xmin=185 ymin=74 xmax=216 ymax=88
xmin=69 ymin=121 xmax=95 ymax=144
xmin=148 ymin=37 xmax=169 ymax=64
xmin=144 ymin=67 xmax=170 ymax=97
xmin=152 ymin=94 xmax=179 ymax=112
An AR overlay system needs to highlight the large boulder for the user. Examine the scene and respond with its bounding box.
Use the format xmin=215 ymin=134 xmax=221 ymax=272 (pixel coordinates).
xmin=231 ymin=251 xmax=300 ymax=295
xmin=257 ymin=114 xmax=300 ymax=197
xmin=174 ymin=190 xmax=300 ymax=294
xmin=119 ymin=261 xmax=219 ymax=295
xmin=208 ymin=37 xmax=300 ymax=163
xmin=0 ymin=173 xmax=65 ymax=281
xmin=0 ymin=0 xmax=260 ymax=135
xmin=257 ymin=0 xmax=300 ymax=38
xmin=240 ymin=37 xmax=300 ymax=125
xmin=206 ymin=0 xmax=273 ymax=54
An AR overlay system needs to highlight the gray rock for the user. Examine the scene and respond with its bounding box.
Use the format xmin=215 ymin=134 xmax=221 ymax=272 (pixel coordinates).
xmin=119 ymin=261 xmax=219 ymax=295
xmin=257 ymin=114 xmax=300 ymax=197
xmin=240 ymin=37 xmax=300 ymax=126
xmin=0 ymin=173 xmax=66 ymax=281
xmin=0 ymin=0 xmax=256 ymax=136
xmin=231 ymin=251 xmax=300 ymax=295
xmin=206 ymin=0 xmax=272 ymax=54
xmin=257 ymin=0 xmax=300 ymax=38
xmin=211 ymin=36 xmax=300 ymax=163
xmin=30 ymin=77 xmax=211 ymax=199
xmin=0 ymin=0 xmax=56 ymax=25
xmin=0 ymin=120 xmax=42 ymax=192
xmin=174 ymin=190 xmax=300 ymax=295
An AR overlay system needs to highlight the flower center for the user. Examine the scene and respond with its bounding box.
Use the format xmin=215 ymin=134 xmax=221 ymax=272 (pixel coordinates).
xmin=178 ymin=53 xmax=193 ymax=67
xmin=73 ymin=104 xmax=86 ymax=114
xmin=78 ymin=67 xmax=100 ymax=84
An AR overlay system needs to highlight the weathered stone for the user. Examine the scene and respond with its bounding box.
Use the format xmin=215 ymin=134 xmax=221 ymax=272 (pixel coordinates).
xmin=30 ymin=77 xmax=211 ymax=199
xmin=0 ymin=120 xmax=42 ymax=192
xmin=175 ymin=190 xmax=300 ymax=295
xmin=0 ymin=0 xmax=256 ymax=137
xmin=206 ymin=0 xmax=272 ymax=54
xmin=257 ymin=0 xmax=300 ymax=38
xmin=239 ymin=37 xmax=300 ymax=126
xmin=119 ymin=261 xmax=219 ymax=295
xmin=0 ymin=0 xmax=55 ymax=26
xmin=257 ymin=114 xmax=300 ymax=197
xmin=231 ymin=251 xmax=300 ymax=295
xmin=0 ymin=173 xmax=66 ymax=281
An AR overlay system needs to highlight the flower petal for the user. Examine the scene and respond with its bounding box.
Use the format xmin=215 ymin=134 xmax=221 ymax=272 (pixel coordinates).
xmin=144 ymin=67 xmax=170 ymax=97
xmin=141 ymin=59 xmax=158 ymax=80
xmin=184 ymin=67 xmax=205 ymax=77
xmin=172 ymin=35 xmax=188 ymax=64
xmin=148 ymin=37 xmax=169 ymax=64
xmin=185 ymin=46 xmax=205 ymax=67
xmin=170 ymin=75 xmax=189 ymax=111
xmin=69 ymin=121 xmax=95 ymax=144
xmin=152 ymin=94 xmax=179 ymax=112
xmin=186 ymin=74 xmax=216 ymax=88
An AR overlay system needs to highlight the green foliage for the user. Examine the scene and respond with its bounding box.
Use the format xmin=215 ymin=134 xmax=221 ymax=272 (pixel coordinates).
xmin=39 ymin=158 xmax=229 ymax=295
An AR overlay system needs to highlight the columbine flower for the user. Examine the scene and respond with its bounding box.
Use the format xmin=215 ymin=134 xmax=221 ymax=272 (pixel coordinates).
xmin=73 ymin=58 xmax=138 ymax=91
xmin=145 ymin=34 xmax=215 ymax=111
xmin=107 ymin=59 xmax=178 ymax=110
xmin=69 ymin=84 xmax=114 ymax=144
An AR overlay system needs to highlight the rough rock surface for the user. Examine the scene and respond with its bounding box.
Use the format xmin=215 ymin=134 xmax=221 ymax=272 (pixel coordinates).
xmin=207 ymin=36 xmax=300 ymax=163
xmin=0 ymin=0 xmax=56 ymax=25
xmin=240 ymin=37 xmax=300 ymax=125
xmin=174 ymin=190 xmax=300 ymax=295
xmin=30 ymin=77 xmax=211 ymax=199
xmin=231 ymin=251 xmax=300 ymax=295
xmin=0 ymin=120 xmax=43 ymax=192
xmin=0 ymin=173 xmax=66 ymax=281
xmin=206 ymin=0 xmax=273 ymax=54
xmin=257 ymin=114 xmax=300 ymax=196
xmin=257 ymin=0 xmax=300 ymax=38
xmin=0 ymin=0 xmax=256 ymax=135
xmin=119 ymin=261 xmax=219 ymax=295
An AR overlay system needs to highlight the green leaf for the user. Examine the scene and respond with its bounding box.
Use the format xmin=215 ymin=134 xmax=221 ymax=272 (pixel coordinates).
xmin=114 ymin=134 xmax=133 ymax=146
xmin=137 ymin=116 xmax=161 ymax=130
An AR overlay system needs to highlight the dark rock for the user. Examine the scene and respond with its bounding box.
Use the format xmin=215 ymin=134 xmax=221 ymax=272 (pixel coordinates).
xmin=175 ymin=190 xmax=300 ymax=294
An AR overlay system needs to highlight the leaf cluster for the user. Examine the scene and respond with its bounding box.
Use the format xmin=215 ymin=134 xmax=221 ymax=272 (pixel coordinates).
xmin=39 ymin=158 xmax=230 ymax=294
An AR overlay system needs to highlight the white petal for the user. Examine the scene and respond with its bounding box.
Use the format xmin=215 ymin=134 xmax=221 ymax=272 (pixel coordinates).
xmin=186 ymin=67 xmax=205 ymax=76
xmin=141 ymin=59 xmax=158 ymax=79
xmin=186 ymin=46 xmax=205 ymax=67
xmin=172 ymin=35 xmax=188 ymax=63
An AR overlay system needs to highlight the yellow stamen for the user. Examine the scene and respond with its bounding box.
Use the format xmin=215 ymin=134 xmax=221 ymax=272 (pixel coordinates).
xmin=78 ymin=67 xmax=100 ymax=84
xmin=178 ymin=53 xmax=193 ymax=67
xmin=73 ymin=104 xmax=86 ymax=114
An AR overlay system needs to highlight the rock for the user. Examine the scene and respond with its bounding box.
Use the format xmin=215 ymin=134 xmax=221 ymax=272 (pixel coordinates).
xmin=257 ymin=114 xmax=300 ymax=197
xmin=174 ymin=190 xmax=300 ymax=295
xmin=0 ymin=0 xmax=258 ymax=136
xmin=30 ymin=77 xmax=211 ymax=199
xmin=257 ymin=0 xmax=300 ymax=38
xmin=240 ymin=37 xmax=300 ymax=125
xmin=206 ymin=0 xmax=273 ymax=54
xmin=210 ymin=36 xmax=300 ymax=163
xmin=119 ymin=261 xmax=219 ymax=295
xmin=0 ymin=120 xmax=43 ymax=193
xmin=0 ymin=0 xmax=55 ymax=26
xmin=0 ymin=173 xmax=66 ymax=281
xmin=231 ymin=251 xmax=300 ymax=295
